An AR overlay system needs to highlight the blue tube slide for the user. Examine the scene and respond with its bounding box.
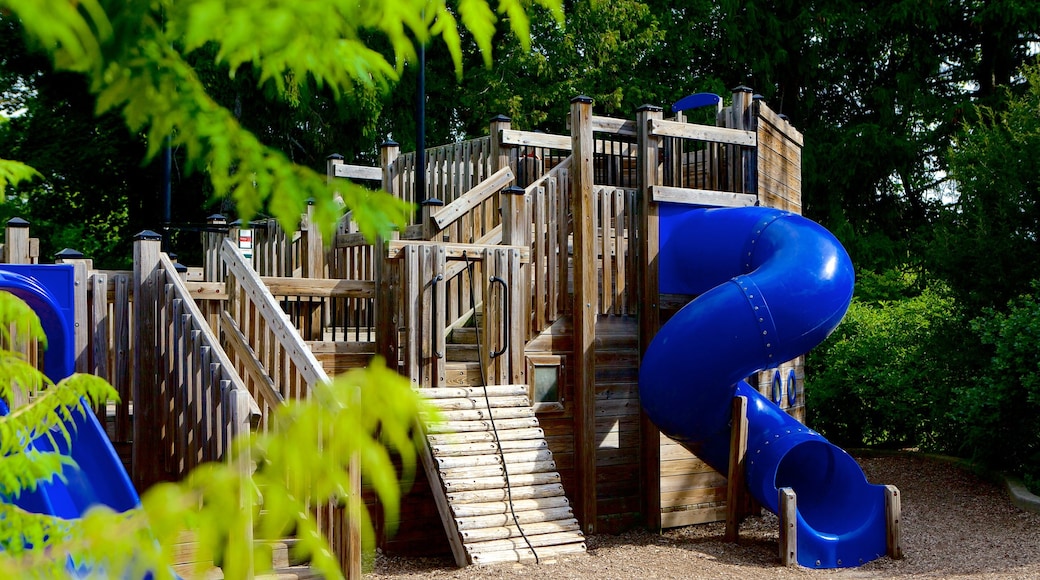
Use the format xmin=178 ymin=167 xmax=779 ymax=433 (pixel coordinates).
xmin=0 ymin=265 xmax=140 ymax=524
xmin=639 ymin=205 xmax=890 ymax=568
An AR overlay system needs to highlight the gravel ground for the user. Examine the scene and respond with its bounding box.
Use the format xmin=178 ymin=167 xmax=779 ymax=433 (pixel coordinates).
xmin=368 ymin=454 xmax=1040 ymax=579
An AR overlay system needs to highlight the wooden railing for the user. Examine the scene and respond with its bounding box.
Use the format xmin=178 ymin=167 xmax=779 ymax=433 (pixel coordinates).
xmin=218 ymin=238 xmax=361 ymax=577
xmin=388 ymin=240 xmax=528 ymax=388
xmin=393 ymin=136 xmax=495 ymax=209
xmin=131 ymin=233 xmax=260 ymax=486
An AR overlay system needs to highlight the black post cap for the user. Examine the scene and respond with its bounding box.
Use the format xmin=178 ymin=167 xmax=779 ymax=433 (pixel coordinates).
xmin=135 ymin=230 xmax=163 ymax=241
xmin=54 ymin=248 xmax=85 ymax=259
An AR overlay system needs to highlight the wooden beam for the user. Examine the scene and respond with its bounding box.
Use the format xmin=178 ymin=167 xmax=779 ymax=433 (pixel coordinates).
xmin=132 ymin=230 xmax=165 ymax=490
xmin=724 ymin=395 xmax=750 ymax=542
xmin=886 ymin=484 xmax=903 ymax=559
xmin=592 ymin=116 xmax=638 ymax=137
xmin=570 ymin=95 xmax=597 ymax=535
xmin=650 ymin=185 xmax=758 ymax=207
xmin=386 ymin=239 xmax=529 ymax=263
xmin=779 ymin=487 xmax=798 ymax=566
xmin=431 ymin=167 xmax=514 ymax=230
xmin=500 ymin=129 xmax=571 ymax=150
xmin=333 ymin=163 xmax=383 ymax=182
xmin=649 ymin=118 xmax=756 ymax=147
xmin=260 ymin=277 xmax=375 ymax=298
xmin=636 ymin=104 xmax=663 ymax=531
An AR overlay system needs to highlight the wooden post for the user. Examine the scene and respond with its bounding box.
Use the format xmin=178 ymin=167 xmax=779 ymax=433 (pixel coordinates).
xmin=203 ymin=214 xmax=228 ymax=282
xmin=490 ymin=115 xmax=513 ymax=238
xmin=303 ymin=201 xmax=326 ymax=279
xmin=729 ymin=86 xmax=754 ymax=194
xmin=54 ymin=248 xmax=91 ymax=375
xmin=375 ymin=141 xmax=402 ymax=373
xmin=570 ymin=95 xmax=597 ymax=534
xmin=725 ymin=395 xmax=750 ymax=542
xmin=501 ymin=184 xmax=530 ymax=349
xmin=636 ymin=103 xmax=664 ymax=531
xmin=132 ymin=230 xmax=165 ymax=490
xmin=885 ymin=484 xmax=903 ymax=559
xmin=489 ymin=114 xmax=513 ymax=174
xmin=4 ymin=217 xmax=31 ymax=264
xmin=778 ymin=487 xmax=798 ymax=566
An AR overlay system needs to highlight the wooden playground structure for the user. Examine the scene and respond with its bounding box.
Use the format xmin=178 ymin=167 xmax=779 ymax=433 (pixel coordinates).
xmin=1 ymin=87 xmax=852 ymax=578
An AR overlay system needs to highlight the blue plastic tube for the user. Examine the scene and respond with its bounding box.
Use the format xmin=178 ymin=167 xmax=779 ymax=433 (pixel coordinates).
xmin=640 ymin=206 xmax=889 ymax=567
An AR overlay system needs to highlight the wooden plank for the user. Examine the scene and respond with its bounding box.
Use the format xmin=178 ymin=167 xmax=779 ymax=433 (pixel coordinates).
xmin=886 ymin=484 xmax=903 ymax=559
xmin=219 ymin=310 xmax=284 ymax=409
xmin=464 ymin=531 xmax=584 ymax=553
xmin=437 ymin=449 xmax=553 ymax=470
xmin=89 ymin=272 xmax=110 ymax=381
xmin=416 ymin=422 xmax=469 ymax=567
xmin=425 ymin=395 xmax=532 ymax=411
xmin=220 ymin=239 xmax=330 ymax=388
xmin=260 ymin=277 xmax=375 ymax=298
xmin=433 ymin=439 xmax=548 ymax=457
xmin=387 ymin=239 xmax=529 ymax=263
xmin=591 ymin=116 xmax=637 ymax=137
xmin=457 ymin=520 xmax=579 ymax=543
xmin=428 ymin=427 xmax=545 ymax=446
xmin=779 ymin=487 xmax=798 ymax=566
xmin=725 ymin=396 xmax=749 ymax=542
xmin=442 ymin=472 xmax=561 ymax=493
xmin=446 ymin=483 xmax=567 ymax=504
xmin=636 ymin=105 xmax=663 ymax=531
xmin=425 ymin=417 xmax=540 ymax=433
xmin=468 ymin=540 xmax=586 ymax=565
xmin=570 ymin=96 xmax=598 ymax=535
xmin=431 ymin=167 xmax=515 ymax=230
xmin=499 ymin=129 xmax=572 ymax=151
xmin=427 ymin=407 xmax=536 ymax=422
xmin=651 ymin=185 xmax=757 ymax=207
xmin=420 ymin=384 xmax=529 ymax=398
xmin=661 ymin=504 xmax=728 ymax=528
xmin=649 ymin=118 xmax=756 ymax=146
xmin=333 ymin=163 xmax=383 ymax=182
xmin=456 ymin=507 xmax=577 ymax=531
xmin=660 ymin=486 xmax=726 ymax=508
xmin=451 ymin=496 xmax=571 ymax=517
xmin=440 ymin=461 xmax=558 ymax=488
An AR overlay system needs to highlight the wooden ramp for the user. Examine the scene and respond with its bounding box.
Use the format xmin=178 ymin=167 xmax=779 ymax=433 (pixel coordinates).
xmin=418 ymin=385 xmax=587 ymax=566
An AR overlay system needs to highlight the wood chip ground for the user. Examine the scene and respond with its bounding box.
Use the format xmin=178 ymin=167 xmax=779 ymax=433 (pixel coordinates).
xmin=368 ymin=454 xmax=1040 ymax=579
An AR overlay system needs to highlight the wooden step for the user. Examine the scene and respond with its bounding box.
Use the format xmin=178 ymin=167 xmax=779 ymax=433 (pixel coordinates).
xmin=446 ymin=343 xmax=479 ymax=362
xmin=444 ymin=363 xmax=484 ymax=387
xmin=449 ymin=327 xmax=479 ymax=345
xmin=417 ymin=384 xmax=586 ymax=567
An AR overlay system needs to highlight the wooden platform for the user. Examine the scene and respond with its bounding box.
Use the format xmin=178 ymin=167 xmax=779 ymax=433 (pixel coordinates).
xmin=418 ymin=385 xmax=587 ymax=566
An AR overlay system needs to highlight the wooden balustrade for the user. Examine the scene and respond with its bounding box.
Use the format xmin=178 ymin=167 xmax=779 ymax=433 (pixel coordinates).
xmin=218 ymin=238 xmax=360 ymax=577
xmin=132 ymin=233 xmax=260 ymax=487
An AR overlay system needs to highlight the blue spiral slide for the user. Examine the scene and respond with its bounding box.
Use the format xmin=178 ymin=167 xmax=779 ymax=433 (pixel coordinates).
xmin=0 ymin=265 xmax=140 ymax=544
xmin=639 ymin=205 xmax=890 ymax=568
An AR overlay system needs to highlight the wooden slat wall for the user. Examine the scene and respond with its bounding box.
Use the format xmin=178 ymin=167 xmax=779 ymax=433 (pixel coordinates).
xmin=755 ymin=101 xmax=803 ymax=213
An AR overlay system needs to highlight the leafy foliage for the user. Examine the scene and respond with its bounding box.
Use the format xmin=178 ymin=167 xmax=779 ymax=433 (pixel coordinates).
xmin=957 ymin=288 xmax=1040 ymax=487
xmin=1 ymin=0 xmax=561 ymax=242
xmin=805 ymin=280 xmax=965 ymax=451
xmin=929 ymin=62 xmax=1040 ymax=312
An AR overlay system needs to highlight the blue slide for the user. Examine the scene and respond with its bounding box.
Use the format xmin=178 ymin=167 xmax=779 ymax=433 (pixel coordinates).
xmin=639 ymin=206 xmax=891 ymax=568
xmin=0 ymin=265 xmax=140 ymax=529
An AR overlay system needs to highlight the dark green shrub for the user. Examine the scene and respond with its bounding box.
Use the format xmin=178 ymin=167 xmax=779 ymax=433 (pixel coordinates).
xmin=959 ymin=289 xmax=1040 ymax=486
xmin=805 ymin=283 xmax=965 ymax=451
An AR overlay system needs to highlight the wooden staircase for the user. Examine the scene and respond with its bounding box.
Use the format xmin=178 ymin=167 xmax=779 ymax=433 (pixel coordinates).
xmin=419 ymin=384 xmax=587 ymax=565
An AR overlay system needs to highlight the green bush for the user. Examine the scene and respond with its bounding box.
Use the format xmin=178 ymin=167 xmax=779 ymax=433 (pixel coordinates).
xmin=805 ymin=282 xmax=966 ymax=452
xmin=959 ymin=288 xmax=1040 ymax=488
